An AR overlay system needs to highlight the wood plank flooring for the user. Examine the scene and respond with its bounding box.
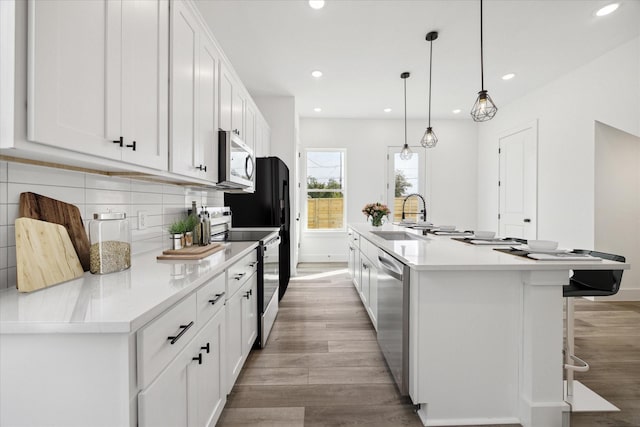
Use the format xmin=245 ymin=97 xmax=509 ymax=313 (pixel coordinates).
xmin=217 ymin=263 xmax=640 ymax=426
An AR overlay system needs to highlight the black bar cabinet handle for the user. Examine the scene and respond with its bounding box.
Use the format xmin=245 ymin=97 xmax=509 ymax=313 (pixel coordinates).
xmin=126 ymin=140 xmax=136 ymax=151
xmin=201 ymin=343 xmax=210 ymax=354
xmin=192 ymin=353 xmax=202 ymax=365
xmin=208 ymin=292 xmax=225 ymax=305
xmin=167 ymin=321 xmax=194 ymax=345
xmin=197 ymin=164 xmax=207 ymax=172
xmin=523 ymin=218 xmax=531 ymax=223
xmin=112 ymin=136 xmax=123 ymax=147
xmin=244 ymin=291 xmax=251 ymax=299
xmin=234 ymin=273 xmax=246 ymax=280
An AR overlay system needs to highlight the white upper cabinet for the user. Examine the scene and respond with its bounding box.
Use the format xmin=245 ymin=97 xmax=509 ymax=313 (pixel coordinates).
xmin=219 ymin=62 xmax=233 ymax=133
xmin=244 ymin=102 xmax=256 ymax=154
xmin=28 ymin=0 xmax=168 ymax=170
xmin=170 ymin=0 xmax=219 ymax=181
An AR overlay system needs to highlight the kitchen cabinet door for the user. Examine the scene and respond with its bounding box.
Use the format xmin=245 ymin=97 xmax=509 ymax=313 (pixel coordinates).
xmin=120 ymin=0 xmax=168 ymax=170
xmin=360 ymin=257 xmax=371 ymax=307
xmin=192 ymin=308 xmax=226 ymax=427
xmin=219 ymin=63 xmax=233 ymax=132
xmin=232 ymin=87 xmax=246 ymax=139
xmin=27 ymin=0 xmax=120 ymax=159
xmin=368 ymin=262 xmax=378 ymax=330
xmin=170 ymin=1 xmax=218 ymax=181
xmin=138 ymin=334 xmax=194 ymax=427
xmin=244 ymin=102 xmax=256 ymax=154
xmin=28 ymin=0 xmax=169 ymax=170
xmin=225 ymin=284 xmax=244 ymax=393
xmin=241 ymin=273 xmax=258 ymax=357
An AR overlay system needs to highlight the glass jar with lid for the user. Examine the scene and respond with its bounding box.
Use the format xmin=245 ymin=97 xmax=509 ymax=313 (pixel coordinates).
xmin=89 ymin=212 xmax=131 ymax=274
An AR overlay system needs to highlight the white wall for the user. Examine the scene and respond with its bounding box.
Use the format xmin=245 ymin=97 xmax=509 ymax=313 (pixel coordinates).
xmin=299 ymin=118 xmax=478 ymax=262
xmin=594 ymin=122 xmax=640 ymax=299
xmin=477 ymin=36 xmax=640 ymax=250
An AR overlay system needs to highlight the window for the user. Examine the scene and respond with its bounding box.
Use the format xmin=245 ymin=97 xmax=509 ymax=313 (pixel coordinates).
xmin=305 ymin=150 xmax=346 ymax=231
xmin=387 ymin=147 xmax=426 ymax=221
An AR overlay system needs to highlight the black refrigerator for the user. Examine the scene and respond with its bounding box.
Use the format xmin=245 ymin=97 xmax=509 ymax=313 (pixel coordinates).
xmin=224 ymin=157 xmax=291 ymax=299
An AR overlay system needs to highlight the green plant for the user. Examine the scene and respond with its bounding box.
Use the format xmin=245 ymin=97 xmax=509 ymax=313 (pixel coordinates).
xmin=168 ymin=219 xmax=187 ymax=235
xmin=184 ymin=214 xmax=198 ymax=233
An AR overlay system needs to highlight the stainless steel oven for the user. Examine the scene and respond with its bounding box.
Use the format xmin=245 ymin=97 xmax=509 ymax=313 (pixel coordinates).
xmin=208 ymin=209 xmax=279 ymax=348
xmin=261 ymin=234 xmax=280 ymax=346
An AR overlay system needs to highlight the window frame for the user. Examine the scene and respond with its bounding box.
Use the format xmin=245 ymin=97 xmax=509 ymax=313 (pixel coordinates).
xmin=303 ymin=148 xmax=347 ymax=233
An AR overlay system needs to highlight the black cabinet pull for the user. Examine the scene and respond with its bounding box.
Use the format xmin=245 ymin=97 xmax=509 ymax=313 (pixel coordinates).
xmin=248 ymin=289 xmax=252 ymax=296
xmin=244 ymin=291 xmax=251 ymax=299
xmin=208 ymin=292 xmax=225 ymax=305
xmin=192 ymin=353 xmax=202 ymax=365
xmin=249 ymin=261 xmax=258 ymax=267
xmin=234 ymin=272 xmax=246 ymax=280
xmin=112 ymin=136 xmax=123 ymax=147
xmin=197 ymin=164 xmax=207 ymax=172
xmin=167 ymin=321 xmax=194 ymax=345
xmin=126 ymin=140 xmax=136 ymax=151
xmin=523 ymin=218 xmax=531 ymax=223
xmin=201 ymin=343 xmax=210 ymax=354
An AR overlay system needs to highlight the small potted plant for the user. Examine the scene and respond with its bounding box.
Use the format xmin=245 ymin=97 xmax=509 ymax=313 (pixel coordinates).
xmin=168 ymin=219 xmax=187 ymax=250
xmin=362 ymin=202 xmax=391 ymax=227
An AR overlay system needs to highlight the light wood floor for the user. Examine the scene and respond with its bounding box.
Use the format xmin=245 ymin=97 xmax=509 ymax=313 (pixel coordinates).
xmin=217 ymin=263 xmax=640 ymax=426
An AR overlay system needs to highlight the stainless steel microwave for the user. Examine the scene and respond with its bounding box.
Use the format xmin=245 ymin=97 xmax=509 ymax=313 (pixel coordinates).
xmin=217 ymin=130 xmax=255 ymax=189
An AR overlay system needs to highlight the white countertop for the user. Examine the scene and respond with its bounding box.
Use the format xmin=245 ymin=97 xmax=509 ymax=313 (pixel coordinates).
xmin=0 ymin=241 xmax=258 ymax=334
xmin=349 ymin=223 xmax=631 ymax=272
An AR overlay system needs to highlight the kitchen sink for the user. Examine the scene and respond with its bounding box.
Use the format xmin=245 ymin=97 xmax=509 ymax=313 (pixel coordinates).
xmin=371 ymin=231 xmax=428 ymax=241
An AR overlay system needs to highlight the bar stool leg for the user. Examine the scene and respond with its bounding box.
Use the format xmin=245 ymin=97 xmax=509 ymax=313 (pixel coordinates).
xmin=565 ymin=297 xmax=575 ymax=397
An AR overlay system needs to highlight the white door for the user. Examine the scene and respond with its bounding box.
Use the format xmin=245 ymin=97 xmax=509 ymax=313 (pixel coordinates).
xmin=386 ymin=147 xmax=426 ymax=222
xmin=498 ymin=121 xmax=538 ymax=239
xmin=218 ymin=64 xmax=233 ymax=132
xmin=241 ymin=275 xmax=258 ymax=356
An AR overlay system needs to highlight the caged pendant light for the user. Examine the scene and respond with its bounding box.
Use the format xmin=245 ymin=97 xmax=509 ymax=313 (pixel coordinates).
xmin=420 ymin=31 xmax=438 ymax=148
xmin=399 ymin=72 xmax=413 ymax=160
xmin=470 ymin=0 xmax=498 ymax=122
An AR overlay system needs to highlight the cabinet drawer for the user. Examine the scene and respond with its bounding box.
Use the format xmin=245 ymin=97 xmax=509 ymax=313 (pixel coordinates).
xmin=196 ymin=273 xmax=226 ymax=325
xmin=137 ymin=293 xmax=197 ymax=389
xmin=226 ymin=250 xmax=258 ymax=298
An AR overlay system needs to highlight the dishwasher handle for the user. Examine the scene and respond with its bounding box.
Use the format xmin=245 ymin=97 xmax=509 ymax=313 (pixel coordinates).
xmin=378 ymin=253 xmax=404 ymax=281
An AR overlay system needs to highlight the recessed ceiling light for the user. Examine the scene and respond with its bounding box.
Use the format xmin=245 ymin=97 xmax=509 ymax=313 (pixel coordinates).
xmin=384 ymin=108 xmax=392 ymax=113
xmin=314 ymin=107 xmax=322 ymax=112
xmin=595 ymin=3 xmax=619 ymax=16
xmin=309 ymin=0 xmax=325 ymax=10
xmin=502 ymin=73 xmax=515 ymax=80
xmin=311 ymin=70 xmax=323 ymax=78
xmin=452 ymin=109 xmax=461 ymax=114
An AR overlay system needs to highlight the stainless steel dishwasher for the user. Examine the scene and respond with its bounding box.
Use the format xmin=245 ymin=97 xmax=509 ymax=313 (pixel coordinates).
xmin=376 ymin=248 xmax=410 ymax=396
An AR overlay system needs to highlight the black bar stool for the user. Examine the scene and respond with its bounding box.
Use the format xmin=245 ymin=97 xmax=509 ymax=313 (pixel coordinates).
xmin=563 ymin=250 xmax=625 ymax=397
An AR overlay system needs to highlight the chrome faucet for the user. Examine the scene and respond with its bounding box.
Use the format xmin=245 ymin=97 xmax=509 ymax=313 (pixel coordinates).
xmin=401 ymin=193 xmax=427 ymax=222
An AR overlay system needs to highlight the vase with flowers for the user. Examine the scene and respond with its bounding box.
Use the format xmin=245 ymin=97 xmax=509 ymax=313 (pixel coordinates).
xmin=362 ymin=202 xmax=391 ymax=228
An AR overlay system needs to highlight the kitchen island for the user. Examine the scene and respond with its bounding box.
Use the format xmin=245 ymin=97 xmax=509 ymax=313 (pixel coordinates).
xmin=348 ymin=223 xmax=629 ymax=427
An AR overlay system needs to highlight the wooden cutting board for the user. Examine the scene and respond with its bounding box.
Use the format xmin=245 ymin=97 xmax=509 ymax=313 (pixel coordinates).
xmin=15 ymin=218 xmax=84 ymax=293
xmin=19 ymin=192 xmax=91 ymax=271
xmin=157 ymin=243 xmax=225 ymax=260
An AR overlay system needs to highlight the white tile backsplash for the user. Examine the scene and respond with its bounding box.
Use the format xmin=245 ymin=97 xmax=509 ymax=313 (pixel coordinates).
xmin=0 ymin=161 xmax=225 ymax=289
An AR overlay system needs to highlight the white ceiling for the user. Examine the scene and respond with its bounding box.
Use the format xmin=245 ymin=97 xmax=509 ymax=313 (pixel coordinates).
xmin=194 ymin=0 xmax=640 ymax=120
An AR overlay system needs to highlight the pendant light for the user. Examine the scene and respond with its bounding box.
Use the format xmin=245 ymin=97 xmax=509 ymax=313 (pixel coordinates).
xmin=399 ymin=72 xmax=413 ymax=160
xmin=420 ymin=31 xmax=438 ymax=148
xmin=470 ymin=0 xmax=498 ymax=122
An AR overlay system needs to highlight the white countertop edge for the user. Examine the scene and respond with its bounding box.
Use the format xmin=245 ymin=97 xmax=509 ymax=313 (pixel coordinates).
xmin=0 ymin=242 xmax=259 ymax=335
xmin=349 ymin=223 xmax=630 ymax=271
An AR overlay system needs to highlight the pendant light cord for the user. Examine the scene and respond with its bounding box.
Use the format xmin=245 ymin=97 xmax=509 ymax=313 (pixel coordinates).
xmin=404 ymin=77 xmax=407 ymax=146
xmin=428 ymin=38 xmax=433 ymax=127
xmin=480 ymin=0 xmax=484 ymax=91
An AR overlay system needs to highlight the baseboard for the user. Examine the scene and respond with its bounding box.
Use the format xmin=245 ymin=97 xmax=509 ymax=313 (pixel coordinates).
xmin=593 ymin=288 xmax=640 ymax=302
xmin=298 ymin=254 xmax=348 ymax=263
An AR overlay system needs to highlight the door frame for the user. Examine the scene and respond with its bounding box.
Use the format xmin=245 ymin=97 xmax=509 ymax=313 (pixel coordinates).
xmin=497 ymin=120 xmax=539 ymax=238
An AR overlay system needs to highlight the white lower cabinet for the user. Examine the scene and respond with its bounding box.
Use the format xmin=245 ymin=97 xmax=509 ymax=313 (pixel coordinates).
xmin=225 ymin=271 xmax=258 ymax=393
xmin=138 ymin=286 xmax=226 ymax=427
xmin=348 ymin=234 xmax=378 ymax=330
